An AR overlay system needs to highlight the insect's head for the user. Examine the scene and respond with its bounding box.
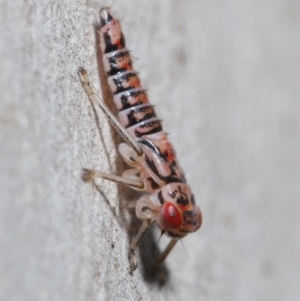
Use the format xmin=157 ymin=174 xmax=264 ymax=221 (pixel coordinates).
xmin=155 ymin=183 xmax=202 ymax=238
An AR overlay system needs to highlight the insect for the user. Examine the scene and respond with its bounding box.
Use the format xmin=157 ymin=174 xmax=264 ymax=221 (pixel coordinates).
xmin=79 ymin=7 xmax=202 ymax=272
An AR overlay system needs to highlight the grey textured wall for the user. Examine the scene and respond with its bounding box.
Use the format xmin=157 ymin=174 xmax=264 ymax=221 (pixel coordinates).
xmin=1 ymin=1 xmax=299 ymax=301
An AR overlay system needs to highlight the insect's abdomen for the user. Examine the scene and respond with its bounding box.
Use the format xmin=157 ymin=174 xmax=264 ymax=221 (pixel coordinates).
xmin=99 ymin=8 xmax=163 ymax=139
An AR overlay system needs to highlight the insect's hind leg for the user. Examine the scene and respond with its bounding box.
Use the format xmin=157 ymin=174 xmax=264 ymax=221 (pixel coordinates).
xmin=78 ymin=68 xmax=143 ymax=156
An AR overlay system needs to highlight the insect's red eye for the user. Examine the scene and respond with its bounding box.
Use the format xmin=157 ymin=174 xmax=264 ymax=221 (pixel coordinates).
xmin=162 ymin=202 xmax=183 ymax=230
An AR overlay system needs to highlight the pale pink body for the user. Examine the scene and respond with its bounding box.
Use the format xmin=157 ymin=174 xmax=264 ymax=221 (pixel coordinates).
xmin=99 ymin=8 xmax=202 ymax=238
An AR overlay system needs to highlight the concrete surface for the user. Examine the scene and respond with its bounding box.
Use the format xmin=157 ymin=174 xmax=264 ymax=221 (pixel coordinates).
xmin=0 ymin=0 xmax=299 ymax=300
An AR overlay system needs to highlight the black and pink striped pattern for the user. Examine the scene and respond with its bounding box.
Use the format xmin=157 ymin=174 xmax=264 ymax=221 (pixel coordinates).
xmin=99 ymin=8 xmax=163 ymax=140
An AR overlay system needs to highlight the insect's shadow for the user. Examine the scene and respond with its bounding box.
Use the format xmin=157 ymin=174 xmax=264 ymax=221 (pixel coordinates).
xmin=87 ymin=22 xmax=171 ymax=287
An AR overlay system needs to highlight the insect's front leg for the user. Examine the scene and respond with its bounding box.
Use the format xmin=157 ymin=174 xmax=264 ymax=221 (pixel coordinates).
xmin=129 ymin=218 xmax=152 ymax=272
xmin=155 ymin=238 xmax=178 ymax=267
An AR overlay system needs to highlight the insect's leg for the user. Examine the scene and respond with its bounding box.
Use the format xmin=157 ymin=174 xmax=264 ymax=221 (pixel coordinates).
xmin=129 ymin=218 xmax=152 ymax=272
xmin=82 ymin=168 xmax=145 ymax=190
xmin=155 ymin=238 xmax=178 ymax=267
xmin=78 ymin=68 xmax=143 ymax=156
xmin=129 ymin=195 xmax=161 ymax=272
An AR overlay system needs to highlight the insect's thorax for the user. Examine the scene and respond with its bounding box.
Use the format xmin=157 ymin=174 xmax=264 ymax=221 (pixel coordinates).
xmin=137 ymin=134 xmax=186 ymax=192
